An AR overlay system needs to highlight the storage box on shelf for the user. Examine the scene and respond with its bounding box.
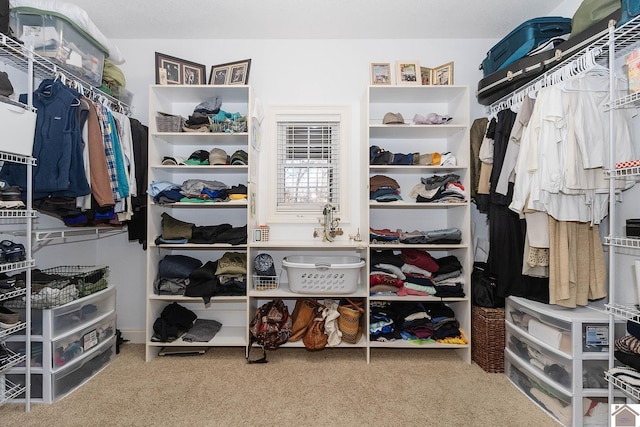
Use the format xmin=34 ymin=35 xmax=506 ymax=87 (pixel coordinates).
xmin=146 ymin=84 xmax=254 ymax=361
xmin=3 ymin=286 xmax=116 ymax=403
xmin=10 ymin=10 xmax=107 ymax=87
xmin=505 ymin=296 xmax=613 ymax=427
xmin=366 ymin=85 xmax=472 ymax=363
xmin=471 ymin=305 xmax=505 ymax=373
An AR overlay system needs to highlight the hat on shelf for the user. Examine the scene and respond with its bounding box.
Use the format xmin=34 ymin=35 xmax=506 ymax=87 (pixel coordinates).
xmin=413 ymin=113 xmax=453 ymax=125
xmin=230 ymin=149 xmax=248 ymax=165
xmin=209 ymin=148 xmax=228 ymax=165
xmin=184 ymin=150 xmax=210 ymax=165
xmin=382 ymin=112 xmax=405 ymax=124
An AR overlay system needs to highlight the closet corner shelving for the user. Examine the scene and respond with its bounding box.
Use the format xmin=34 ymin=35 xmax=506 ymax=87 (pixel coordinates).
xmin=0 ymin=153 xmax=35 ymax=412
xmin=603 ymin=15 xmax=640 ymax=405
xmin=146 ymin=84 xmax=254 ymax=361
xmin=366 ymin=84 xmax=472 ymax=363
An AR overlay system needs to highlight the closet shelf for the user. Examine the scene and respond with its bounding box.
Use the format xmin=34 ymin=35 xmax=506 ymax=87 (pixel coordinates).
xmin=604 ymin=236 xmax=640 ymax=248
xmin=0 ymin=210 xmax=36 ymax=219
xmin=605 ymin=372 xmax=640 ymax=400
xmin=33 ymin=227 xmax=125 ymax=242
xmin=0 ymin=378 xmax=24 ymax=405
xmin=0 ymin=34 xmax=130 ymax=115
xmin=0 ymin=152 xmax=36 ymax=166
xmin=605 ymin=302 xmax=640 ymax=322
xmin=604 ymin=165 xmax=640 ymax=178
xmin=0 ymin=259 xmax=34 ymax=273
xmin=605 ymin=90 xmax=640 ymax=110
xmin=0 ymin=322 xmax=26 ymax=339
xmin=489 ymin=16 xmax=640 ymax=114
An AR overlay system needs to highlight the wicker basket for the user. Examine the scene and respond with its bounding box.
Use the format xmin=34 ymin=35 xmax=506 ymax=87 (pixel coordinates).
xmin=338 ymin=299 xmax=364 ymax=344
xmin=156 ymin=112 xmax=185 ymax=132
xmin=471 ymin=305 xmax=505 ymax=373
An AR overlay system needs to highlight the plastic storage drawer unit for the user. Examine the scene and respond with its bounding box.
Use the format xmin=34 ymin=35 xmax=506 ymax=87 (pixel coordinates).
xmin=10 ymin=10 xmax=107 ymax=87
xmin=52 ymin=335 xmax=116 ymax=402
xmin=52 ymin=311 xmax=116 ymax=369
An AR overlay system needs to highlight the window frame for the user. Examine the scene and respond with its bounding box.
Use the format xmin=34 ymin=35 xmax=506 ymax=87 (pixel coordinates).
xmin=265 ymin=105 xmax=351 ymax=224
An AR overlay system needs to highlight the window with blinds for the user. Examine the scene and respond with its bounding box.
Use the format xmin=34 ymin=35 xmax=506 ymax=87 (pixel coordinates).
xmin=276 ymin=121 xmax=340 ymax=212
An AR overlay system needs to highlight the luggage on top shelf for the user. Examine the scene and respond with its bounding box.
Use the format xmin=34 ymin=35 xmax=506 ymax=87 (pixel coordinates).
xmin=479 ymin=17 xmax=572 ymax=77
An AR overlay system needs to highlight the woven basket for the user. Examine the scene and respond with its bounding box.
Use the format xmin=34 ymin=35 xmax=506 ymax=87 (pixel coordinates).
xmin=338 ymin=299 xmax=364 ymax=344
xmin=471 ymin=305 xmax=505 ymax=373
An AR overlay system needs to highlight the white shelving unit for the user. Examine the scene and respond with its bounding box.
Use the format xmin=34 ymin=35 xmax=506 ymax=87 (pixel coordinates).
xmin=602 ymin=16 xmax=640 ymax=407
xmin=366 ymin=85 xmax=472 ymax=363
xmin=247 ymin=242 xmax=369 ymax=360
xmin=146 ymin=84 xmax=254 ymax=361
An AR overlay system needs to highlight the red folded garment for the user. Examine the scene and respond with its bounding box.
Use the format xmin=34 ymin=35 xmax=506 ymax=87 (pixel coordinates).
xmin=400 ymin=249 xmax=440 ymax=273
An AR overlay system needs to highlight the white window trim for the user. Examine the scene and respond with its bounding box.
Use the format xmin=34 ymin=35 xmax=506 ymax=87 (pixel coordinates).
xmin=265 ymin=105 xmax=351 ymax=224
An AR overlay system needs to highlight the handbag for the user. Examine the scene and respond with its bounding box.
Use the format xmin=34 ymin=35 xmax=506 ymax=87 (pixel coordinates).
xmin=302 ymin=306 xmax=328 ymax=351
xmin=338 ymin=298 xmax=365 ymax=344
xmin=471 ymin=262 xmax=504 ymax=308
xmin=289 ymin=299 xmax=320 ymax=342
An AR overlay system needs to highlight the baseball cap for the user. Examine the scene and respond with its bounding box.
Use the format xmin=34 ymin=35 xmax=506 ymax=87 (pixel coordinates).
xmin=382 ymin=112 xmax=405 ymax=124
xmin=230 ymin=149 xmax=248 ymax=165
xmin=209 ymin=148 xmax=228 ymax=165
xmin=184 ymin=150 xmax=210 ymax=165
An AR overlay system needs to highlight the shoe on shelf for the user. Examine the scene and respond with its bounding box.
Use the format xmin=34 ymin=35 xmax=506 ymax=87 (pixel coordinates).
xmin=0 ymin=185 xmax=21 ymax=201
xmin=0 ymin=305 xmax=19 ymax=328
xmin=0 ymin=276 xmax=16 ymax=293
xmin=0 ymin=240 xmax=25 ymax=263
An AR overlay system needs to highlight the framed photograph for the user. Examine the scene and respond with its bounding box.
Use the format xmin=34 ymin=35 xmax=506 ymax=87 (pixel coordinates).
xmin=155 ymin=52 xmax=206 ymax=85
xmin=209 ymin=59 xmax=252 ymax=85
xmin=433 ymin=62 xmax=454 ymax=86
xmin=371 ymin=63 xmax=391 ymax=85
xmin=395 ymin=61 xmax=421 ymax=85
xmin=420 ymin=67 xmax=433 ymax=85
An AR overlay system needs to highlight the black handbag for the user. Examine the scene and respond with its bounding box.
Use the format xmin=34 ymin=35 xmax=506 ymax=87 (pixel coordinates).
xmin=471 ymin=262 xmax=504 ymax=308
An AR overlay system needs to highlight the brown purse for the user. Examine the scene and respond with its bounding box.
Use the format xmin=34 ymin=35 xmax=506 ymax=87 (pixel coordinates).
xmin=303 ymin=306 xmax=328 ymax=351
xmin=289 ymin=299 xmax=319 ymax=342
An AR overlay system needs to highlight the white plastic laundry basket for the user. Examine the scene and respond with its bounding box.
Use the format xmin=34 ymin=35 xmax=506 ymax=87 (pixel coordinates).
xmin=282 ymin=255 xmax=365 ymax=294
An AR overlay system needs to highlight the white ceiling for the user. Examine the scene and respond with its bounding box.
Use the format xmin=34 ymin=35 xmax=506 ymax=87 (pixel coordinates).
xmin=61 ymin=0 xmax=564 ymax=40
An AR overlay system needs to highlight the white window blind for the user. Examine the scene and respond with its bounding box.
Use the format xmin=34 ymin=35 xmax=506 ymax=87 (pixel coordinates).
xmin=276 ymin=121 xmax=340 ymax=212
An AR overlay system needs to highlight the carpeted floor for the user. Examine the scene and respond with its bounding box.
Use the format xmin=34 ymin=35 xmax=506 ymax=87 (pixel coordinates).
xmin=0 ymin=344 xmax=559 ymax=426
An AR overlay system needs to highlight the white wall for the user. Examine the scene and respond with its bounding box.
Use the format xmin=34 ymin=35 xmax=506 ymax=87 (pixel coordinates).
xmin=92 ymin=37 xmax=495 ymax=340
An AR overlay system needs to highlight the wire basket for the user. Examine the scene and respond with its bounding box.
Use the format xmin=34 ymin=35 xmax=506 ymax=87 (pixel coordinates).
xmin=156 ymin=112 xmax=185 ymax=132
xmin=4 ymin=265 xmax=109 ymax=309
xmin=252 ymin=270 xmax=281 ymax=291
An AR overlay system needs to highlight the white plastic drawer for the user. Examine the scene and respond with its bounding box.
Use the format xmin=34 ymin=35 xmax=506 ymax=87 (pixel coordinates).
xmin=583 ymin=359 xmax=609 ymax=390
xmin=506 ymin=298 xmax=572 ymax=356
xmin=52 ymin=335 xmax=116 ymax=401
xmin=506 ymin=323 xmax=572 ymax=392
xmin=12 ymin=286 xmax=116 ymax=339
xmin=52 ymin=311 xmax=116 ymax=369
xmin=51 ymin=287 xmax=115 ymax=338
xmin=505 ymin=352 xmax=573 ymax=427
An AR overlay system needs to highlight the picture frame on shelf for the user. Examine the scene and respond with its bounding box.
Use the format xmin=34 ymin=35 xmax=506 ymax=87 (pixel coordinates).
xmin=420 ymin=67 xmax=433 ymax=85
xmin=155 ymin=52 xmax=206 ymax=85
xmin=433 ymin=62 xmax=454 ymax=85
xmin=371 ymin=63 xmax=391 ymax=85
xmin=209 ymin=59 xmax=252 ymax=85
xmin=395 ymin=61 xmax=421 ymax=85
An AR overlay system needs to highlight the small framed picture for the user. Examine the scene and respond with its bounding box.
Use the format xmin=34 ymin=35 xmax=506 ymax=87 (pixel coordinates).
xmin=395 ymin=61 xmax=421 ymax=85
xmin=420 ymin=67 xmax=433 ymax=85
xmin=155 ymin=52 xmax=206 ymax=85
xmin=371 ymin=63 xmax=391 ymax=85
xmin=433 ymin=62 xmax=454 ymax=85
xmin=209 ymin=59 xmax=252 ymax=85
